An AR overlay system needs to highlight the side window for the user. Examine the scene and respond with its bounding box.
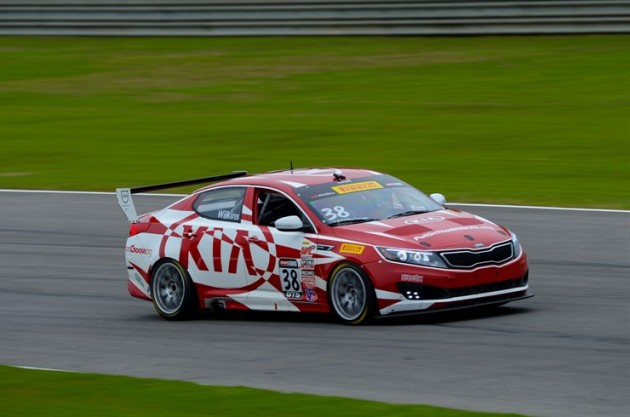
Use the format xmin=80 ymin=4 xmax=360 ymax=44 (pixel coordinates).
xmin=193 ymin=187 xmax=245 ymax=222
xmin=256 ymin=190 xmax=314 ymax=232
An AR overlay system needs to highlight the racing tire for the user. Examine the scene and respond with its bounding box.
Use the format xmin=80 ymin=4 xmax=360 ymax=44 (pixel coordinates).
xmin=328 ymin=263 xmax=376 ymax=325
xmin=150 ymin=260 xmax=198 ymax=320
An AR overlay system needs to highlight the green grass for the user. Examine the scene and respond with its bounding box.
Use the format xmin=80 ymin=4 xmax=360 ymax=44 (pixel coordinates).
xmin=0 ymin=36 xmax=628 ymax=208
xmin=0 ymin=365 xmax=530 ymax=417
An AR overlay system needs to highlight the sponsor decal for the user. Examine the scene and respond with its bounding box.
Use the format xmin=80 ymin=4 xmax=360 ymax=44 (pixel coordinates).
xmin=404 ymin=216 xmax=445 ymax=225
xmin=301 ymin=275 xmax=317 ymax=289
xmin=121 ymin=190 xmax=130 ymax=204
xmin=279 ymin=259 xmax=299 ymax=268
xmin=339 ymin=243 xmax=365 ymax=255
xmin=316 ymin=244 xmax=334 ymax=251
xmin=474 ymin=242 xmax=485 ymax=248
xmin=413 ymin=225 xmax=495 ymax=241
xmin=301 ymin=270 xmax=315 ymax=276
xmin=401 ymin=274 xmax=423 ymax=283
xmin=332 ymin=181 xmax=383 ymax=195
xmin=301 ymin=258 xmax=315 ymax=270
xmin=301 ymin=245 xmax=316 ymax=257
xmin=305 ymin=288 xmax=318 ymax=302
xmin=126 ymin=245 xmax=153 ymax=257
xmin=285 ymin=291 xmax=303 ymax=300
xmin=311 ymin=191 xmax=336 ymax=199
xmin=133 ymin=273 xmax=145 ymax=286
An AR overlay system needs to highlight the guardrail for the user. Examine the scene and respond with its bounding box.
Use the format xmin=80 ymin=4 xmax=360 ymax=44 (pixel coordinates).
xmin=0 ymin=0 xmax=628 ymax=36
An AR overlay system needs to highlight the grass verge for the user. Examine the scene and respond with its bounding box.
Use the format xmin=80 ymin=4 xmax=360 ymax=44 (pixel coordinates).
xmin=0 ymin=365 xmax=530 ymax=417
xmin=0 ymin=36 xmax=628 ymax=208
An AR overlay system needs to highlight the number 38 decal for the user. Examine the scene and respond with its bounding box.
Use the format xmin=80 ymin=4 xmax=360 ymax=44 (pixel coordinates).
xmin=321 ymin=206 xmax=350 ymax=221
xmin=279 ymin=259 xmax=303 ymax=300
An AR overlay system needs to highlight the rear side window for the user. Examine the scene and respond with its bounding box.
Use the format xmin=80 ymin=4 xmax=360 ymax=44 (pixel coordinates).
xmin=193 ymin=187 xmax=245 ymax=222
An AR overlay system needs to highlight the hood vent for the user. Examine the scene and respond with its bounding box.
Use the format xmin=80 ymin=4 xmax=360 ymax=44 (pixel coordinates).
xmin=448 ymin=217 xmax=485 ymax=226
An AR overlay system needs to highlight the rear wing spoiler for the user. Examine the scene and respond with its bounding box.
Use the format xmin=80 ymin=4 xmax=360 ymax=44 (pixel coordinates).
xmin=115 ymin=171 xmax=248 ymax=223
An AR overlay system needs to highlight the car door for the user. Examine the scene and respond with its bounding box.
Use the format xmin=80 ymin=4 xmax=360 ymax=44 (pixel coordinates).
xmin=184 ymin=186 xmax=251 ymax=299
xmin=242 ymin=187 xmax=318 ymax=311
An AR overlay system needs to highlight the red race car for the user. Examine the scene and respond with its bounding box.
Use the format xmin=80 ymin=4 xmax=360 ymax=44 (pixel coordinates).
xmin=116 ymin=168 xmax=531 ymax=325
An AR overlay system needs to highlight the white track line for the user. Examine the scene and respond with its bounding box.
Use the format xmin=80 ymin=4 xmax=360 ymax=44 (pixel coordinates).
xmin=451 ymin=203 xmax=628 ymax=214
xmin=14 ymin=365 xmax=79 ymax=373
xmin=0 ymin=189 xmax=627 ymax=213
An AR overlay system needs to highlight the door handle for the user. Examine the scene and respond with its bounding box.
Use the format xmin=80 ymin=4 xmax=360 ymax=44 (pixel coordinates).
xmin=245 ymin=236 xmax=261 ymax=243
xmin=184 ymin=231 xmax=198 ymax=239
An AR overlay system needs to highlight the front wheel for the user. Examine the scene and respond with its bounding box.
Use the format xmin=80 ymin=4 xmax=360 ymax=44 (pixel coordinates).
xmin=328 ymin=263 xmax=375 ymax=325
xmin=151 ymin=260 xmax=197 ymax=320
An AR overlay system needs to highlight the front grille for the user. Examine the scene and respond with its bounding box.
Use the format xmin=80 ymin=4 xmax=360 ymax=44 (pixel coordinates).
xmin=440 ymin=241 xmax=513 ymax=269
xmin=396 ymin=274 xmax=528 ymax=300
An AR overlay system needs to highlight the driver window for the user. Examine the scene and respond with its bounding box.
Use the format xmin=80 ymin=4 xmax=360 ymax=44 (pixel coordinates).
xmin=256 ymin=190 xmax=312 ymax=231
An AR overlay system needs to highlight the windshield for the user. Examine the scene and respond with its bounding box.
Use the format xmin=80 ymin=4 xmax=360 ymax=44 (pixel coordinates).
xmin=294 ymin=175 xmax=442 ymax=226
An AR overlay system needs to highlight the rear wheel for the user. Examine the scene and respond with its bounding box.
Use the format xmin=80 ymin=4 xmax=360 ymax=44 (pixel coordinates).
xmin=328 ymin=263 xmax=375 ymax=325
xmin=151 ymin=260 xmax=197 ymax=320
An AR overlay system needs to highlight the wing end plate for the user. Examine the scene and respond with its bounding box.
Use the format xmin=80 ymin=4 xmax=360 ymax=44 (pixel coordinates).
xmin=116 ymin=188 xmax=138 ymax=223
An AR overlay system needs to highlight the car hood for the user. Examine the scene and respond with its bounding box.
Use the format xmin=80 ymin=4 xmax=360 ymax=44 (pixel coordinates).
xmin=330 ymin=209 xmax=511 ymax=250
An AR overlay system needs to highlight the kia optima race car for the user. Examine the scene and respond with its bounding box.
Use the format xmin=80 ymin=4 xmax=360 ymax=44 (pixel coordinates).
xmin=116 ymin=168 xmax=531 ymax=325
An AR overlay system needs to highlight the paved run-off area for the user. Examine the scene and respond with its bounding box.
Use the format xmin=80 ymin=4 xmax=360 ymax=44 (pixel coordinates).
xmin=0 ymin=191 xmax=628 ymax=417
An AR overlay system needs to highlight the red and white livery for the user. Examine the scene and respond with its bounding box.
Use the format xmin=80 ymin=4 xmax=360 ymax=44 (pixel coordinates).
xmin=117 ymin=168 xmax=531 ymax=325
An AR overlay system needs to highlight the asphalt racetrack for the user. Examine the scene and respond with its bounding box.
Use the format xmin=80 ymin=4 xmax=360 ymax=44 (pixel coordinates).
xmin=1 ymin=191 xmax=628 ymax=417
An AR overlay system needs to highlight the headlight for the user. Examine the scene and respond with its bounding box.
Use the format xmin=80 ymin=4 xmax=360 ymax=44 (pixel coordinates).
xmin=511 ymin=232 xmax=522 ymax=258
xmin=377 ymin=247 xmax=447 ymax=268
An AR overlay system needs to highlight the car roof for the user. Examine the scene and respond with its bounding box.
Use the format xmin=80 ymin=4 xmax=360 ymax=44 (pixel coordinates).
xmin=196 ymin=167 xmax=383 ymax=192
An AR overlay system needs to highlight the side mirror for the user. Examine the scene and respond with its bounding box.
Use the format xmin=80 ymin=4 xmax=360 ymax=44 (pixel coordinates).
xmin=275 ymin=215 xmax=304 ymax=231
xmin=430 ymin=193 xmax=446 ymax=206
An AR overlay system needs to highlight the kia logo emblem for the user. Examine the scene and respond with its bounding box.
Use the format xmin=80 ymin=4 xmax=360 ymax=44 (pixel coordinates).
xmin=404 ymin=216 xmax=444 ymax=225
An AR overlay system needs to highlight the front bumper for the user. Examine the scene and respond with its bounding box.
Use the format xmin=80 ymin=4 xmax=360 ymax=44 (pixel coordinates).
xmin=377 ymin=285 xmax=532 ymax=317
xmin=365 ymin=252 xmax=530 ymax=316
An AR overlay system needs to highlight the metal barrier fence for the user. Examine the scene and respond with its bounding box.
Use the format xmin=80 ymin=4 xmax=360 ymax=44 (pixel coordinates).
xmin=0 ymin=0 xmax=629 ymax=36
